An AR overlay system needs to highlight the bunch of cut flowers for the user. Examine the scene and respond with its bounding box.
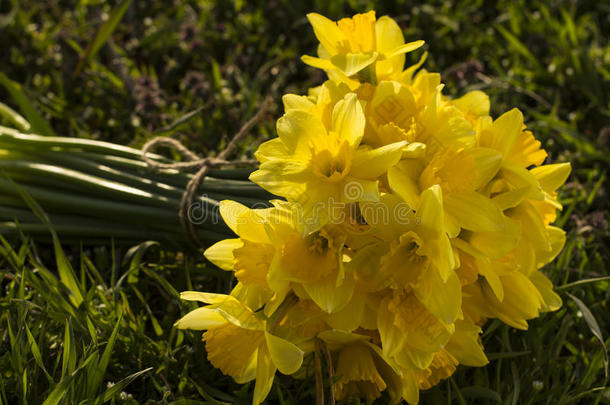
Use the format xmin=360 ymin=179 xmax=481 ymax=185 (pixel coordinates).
xmin=175 ymin=11 xmax=571 ymax=404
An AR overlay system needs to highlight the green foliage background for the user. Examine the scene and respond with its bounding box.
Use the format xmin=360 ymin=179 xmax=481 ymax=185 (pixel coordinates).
xmin=0 ymin=0 xmax=608 ymax=404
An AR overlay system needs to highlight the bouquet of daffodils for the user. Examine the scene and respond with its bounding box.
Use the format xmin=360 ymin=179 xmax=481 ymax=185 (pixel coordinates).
xmin=175 ymin=11 xmax=571 ymax=404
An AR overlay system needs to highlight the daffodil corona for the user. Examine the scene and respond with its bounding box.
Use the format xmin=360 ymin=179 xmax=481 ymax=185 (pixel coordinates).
xmin=175 ymin=10 xmax=570 ymax=404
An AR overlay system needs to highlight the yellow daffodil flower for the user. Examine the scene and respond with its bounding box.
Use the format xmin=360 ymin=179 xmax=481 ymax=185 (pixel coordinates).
xmin=365 ymin=78 xmax=476 ymax=153
xmin=174 ymin=292 xmax=304 ymax=405
xmin=204 ymin=200 xmax=276 ymax=309
xmin=333 ymin=342 xmax=388 ymax=400
xmin=302 ymin=11 xmax=424 ymax=85
xmin=206 ymin=200 xmax=356 ymax=314
xmin=317 ymin=330 xmax=413 ymax=404
xmin=359 ymin=187 xmax=461 ymax=325
xmin=250 ymin=92 xmax=406 ymax=232
xmin=377 ymin=290 xmax=455 ymax=371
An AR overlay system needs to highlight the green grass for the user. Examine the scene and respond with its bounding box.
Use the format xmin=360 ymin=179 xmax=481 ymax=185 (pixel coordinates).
xmin=0 ymin=0 xmax=609 ymax=404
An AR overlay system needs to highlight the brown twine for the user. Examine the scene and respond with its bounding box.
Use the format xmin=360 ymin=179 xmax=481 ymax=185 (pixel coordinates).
xmin=141 ymin=97 xmax=272 ymax=248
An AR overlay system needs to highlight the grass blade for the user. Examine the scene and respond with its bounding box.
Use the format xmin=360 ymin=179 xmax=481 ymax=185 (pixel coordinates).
xmin=0 ymin=101 xmax=30 ymax=132
xmin=24 ymin=322 xmax=53 ymax=382
xmin=74 ymin=0 xmax=133 ymax=76
xmin=116 ymin=241 xmax=159 ymax=288
xmin=567 ymin=293 xmax=608 ymax=377
xmin=42 ymin=353 xmax=97 ymax=405
xmin=61 ymin=319 xmax=76 ymax=378
xmin=495 ymin=25 xmax=542 ymax=70
xmin=154 ymin=107 xmax=205 ymax=135
xmin=556 ymin=276 xmax=610 ymax=291
xmin=87 ymin=309 xmax=123 ymax=397
xmin=98 ymin=367 xmax=152 ymax=404
xmin=0 ymin=73 xmax=56 ymax=136
xmin=4 ymin=175 xmax=84 ymax=306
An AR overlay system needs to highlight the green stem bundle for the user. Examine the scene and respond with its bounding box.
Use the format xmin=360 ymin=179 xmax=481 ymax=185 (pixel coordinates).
xmin=0 ymin=127 xmax=273 ymax=248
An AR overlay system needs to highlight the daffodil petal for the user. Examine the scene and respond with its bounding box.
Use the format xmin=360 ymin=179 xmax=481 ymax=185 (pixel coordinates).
xmin=249 ymin=160 xmax=308 ymax=200
xmin=444 ymin=192 xmax=504 ymax=232
xmin=331 ymin=93 xmax=365 ymax=147
xmin=530 ymin=270 xmax=562 ymax=312
xmin=306 ymin=13 xmax=346 ymax=55
xmin=350 ymin=141 xmax=407 ymax=180
xmin=234 ymin=209 xmax=273 ymax=244
xmin=264 ymin=332 xmax=304 ymax=375
xmin=174 ymin=307 xmax=227 ymax=330
xmin=536 ymin=226 xmax=566 ymax=267
xmin=253 ymin=345 xmax=276 ymax=405
xmin=282 ymin=93 xmax=315 ymax=112
xmin=330 ymin=52 xmax=378 ymax=77
xmin=467 ymin=216 xmax=521 ymax=259
xmin=230 ymin=283 xmax=272 ymax=312
xmin=326 ymin=293 xmax=366 ymax=330
xmin=511 ymin=201 xmax=551 ymax=254
xmin=203 ymin=238 xmax=241 ymax=270
xmin=219 ymin=200 xmax=250 ymax=235
xmin=375 ymin=16 xmax=406 ymax=77
xmin=369 ymin=80 xmax=417 ymax=127
xmin=482 ymin=271 xmax=542 ymax=329
xmin=277 ymin=110 xmax=326 ymax=156
xmin=254 ymin=138 xmax=288 ymax=163
xmin=501 ymin=162 xmax=545 ymax=200
xmin=444 ymin=211 xmax=461 ymax=238
xmin=417 ymin=186 xmax=457 ymax=280
xmin=386 ymin=40 xmax=425 ymax=59
xmin=530 ymin=163 xmax=571 ymax=193
xmin=375 ymin=16 xmax=405 ymax=53
xmin=303 ymin=272 xmax=355 ymax=313
xmin=417 ymin=184 xmax=444 ymax=237
xmin=445 ymin=320 xmax=488 ymax=367
xmin=401 ymin=371 xmax=420 ymax=405
xmin=341 ymin=178 xmax=380 ymax=203
xmin=475 ymin=258 xmax=505 ymax=302
xmin=215 ymin=299 xmax=265 ymax=330
xmin=388 ymin=163 xmax=420 ymax=211
xmin=454 ymin=90 xmax=490 ymax=118
xmin=399 ymin=51 xmax=428 ymax=85
xmin=179 ymin=291 xmax=237 ymax=304
xmin=414 ymin=267 xmax=461 ymax=324
xmin=471 ymin=147 xmax=502 ymax=189
xmin=491 ymin=187 xmax=530 ymax=210
xmin=395 ymin=345 xmax=435 ymax=370
xmin=377 ymin=304 xmax=406 ymax=358
xmin=491 ymin=108 xmax=523 ymax=156
xmin=263 ymin=287 xmax=290 ymax=318
xmin=301 ymin=54 xmax=336 ymax=70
